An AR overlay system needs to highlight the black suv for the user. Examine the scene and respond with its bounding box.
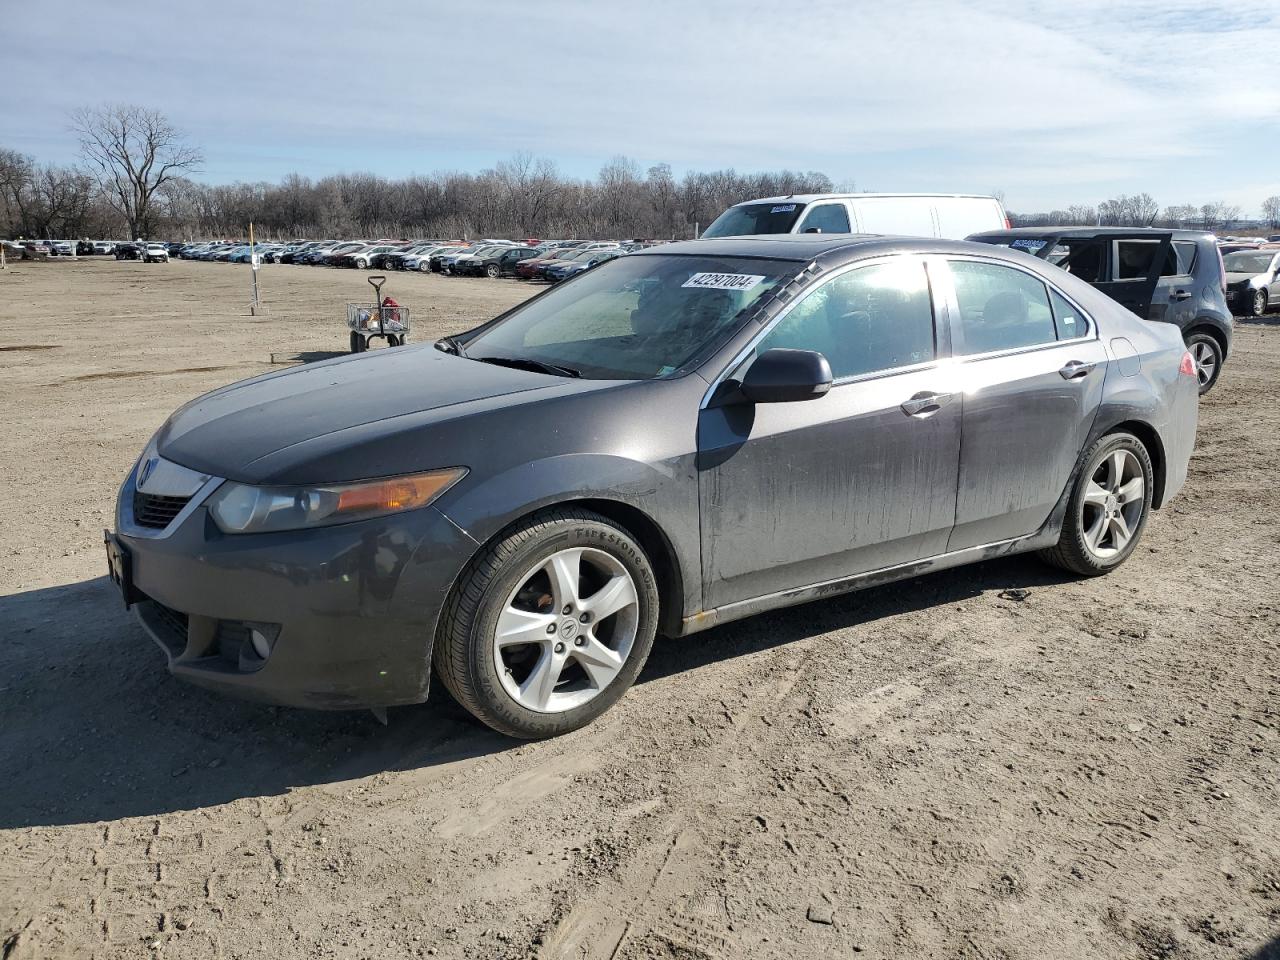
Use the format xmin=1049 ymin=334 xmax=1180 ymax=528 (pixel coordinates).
xmin=458 ymin=245 xmax=540 ymax=278
xmin=968 ymin=227 xmax=1233 ymax=393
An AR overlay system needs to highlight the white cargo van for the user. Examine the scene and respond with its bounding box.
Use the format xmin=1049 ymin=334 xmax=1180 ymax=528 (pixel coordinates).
xmin=701 ymin=193 xmax=1008 ymax=241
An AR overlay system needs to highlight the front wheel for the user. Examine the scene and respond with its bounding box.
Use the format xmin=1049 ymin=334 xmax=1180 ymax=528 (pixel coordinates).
xmin=433 ymin=508 xmax=660 ymax=739
xmin=485 ymin=263 xmax=500 ymax=279
xmin=1039 ymin=432 xmax=1153 ymax=577
xmin=1251 ymin=289 xmax=1268 ymax=318
xmin=1186 ymin=331 xmax=1223 ymax=394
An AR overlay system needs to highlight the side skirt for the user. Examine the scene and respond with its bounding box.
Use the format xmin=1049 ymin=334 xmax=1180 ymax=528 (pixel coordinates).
xmin=677 ymin=528 xmax=1058 ymax=637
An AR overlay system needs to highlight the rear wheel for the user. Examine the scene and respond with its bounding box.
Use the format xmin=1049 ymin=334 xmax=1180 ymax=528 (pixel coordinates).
xmin=1186 ymin=331 xmax=1223 ymax=394
xmin=433 ymin=508 xmax=659 ymax=739
xmin=1252 ymin=289 xmax=1268 ymax=318
xmin=1039 ymin=432 xmax=1153 ymax=577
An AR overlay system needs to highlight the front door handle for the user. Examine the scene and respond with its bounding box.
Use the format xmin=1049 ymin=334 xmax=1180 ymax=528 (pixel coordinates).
xmin=1171 ymin=290 xmax=1192 ymax=302
xmin=1059 ymin=360 xmax=1094 ymax=380
xmin=900 ymin=391 xmax=953 ymax=417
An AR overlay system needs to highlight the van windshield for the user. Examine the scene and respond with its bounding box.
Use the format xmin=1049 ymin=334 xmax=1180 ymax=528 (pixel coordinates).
xmin=702 ymin=202 xmax=807 ymax=238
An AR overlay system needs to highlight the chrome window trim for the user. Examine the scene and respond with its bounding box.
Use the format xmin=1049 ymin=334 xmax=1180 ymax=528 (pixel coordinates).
xmin=934 ymin=253 xmax=1099 ymax=361
xmin=699 ymin=253 xmax=944 ymax=408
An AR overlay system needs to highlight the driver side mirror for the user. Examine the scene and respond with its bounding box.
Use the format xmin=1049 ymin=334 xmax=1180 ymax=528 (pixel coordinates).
xmin=740 ymin=349 xmax=832 ymax=403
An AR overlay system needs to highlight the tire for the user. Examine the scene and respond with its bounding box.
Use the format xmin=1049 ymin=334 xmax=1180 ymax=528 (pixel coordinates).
xmin=419 ymin=261 xmax=431 ymax=273
xmin=350 ymin=331 xmax=365 ymax=354
xmin=433 ymin=508 xmax=660 ymax=739
xmin=1251 ymin=289 xmax=1268 ymax=318
xmin=1038 ymin=432 xmax=1153 ymax=577
xmin=1185 ymin=331 xmax=1223 ymax=395
xmin=485 ymin=263 xmax=500 ymax=279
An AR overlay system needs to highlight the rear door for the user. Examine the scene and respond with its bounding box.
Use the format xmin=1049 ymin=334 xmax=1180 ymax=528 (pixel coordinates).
xmin=936 ymin=256 xmax=1109 ymax=550
xmin=1092 ymin=233 xmax=1173 ymax=320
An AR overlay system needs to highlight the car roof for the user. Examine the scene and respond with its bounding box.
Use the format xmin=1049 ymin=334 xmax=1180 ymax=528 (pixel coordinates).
xmin=733 ymin=192 xmax=997 ymax=206
xmin=631 ymin=234 xmax=993 ymax=262
xmin=970 ymin=226 xmax=1213 ymax=242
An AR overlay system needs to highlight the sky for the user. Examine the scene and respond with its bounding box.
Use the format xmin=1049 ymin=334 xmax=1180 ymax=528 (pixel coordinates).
xmin=5 ymin=0 xmax=1279 ymax=215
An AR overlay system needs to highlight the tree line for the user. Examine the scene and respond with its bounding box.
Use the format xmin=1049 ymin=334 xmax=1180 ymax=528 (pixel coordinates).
xmin=3 ymin=104 xmax=1278 ymax=241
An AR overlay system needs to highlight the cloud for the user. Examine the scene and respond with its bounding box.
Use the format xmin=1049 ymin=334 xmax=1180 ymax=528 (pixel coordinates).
xmin=3 ymin=0 xmax=1277 ymax=211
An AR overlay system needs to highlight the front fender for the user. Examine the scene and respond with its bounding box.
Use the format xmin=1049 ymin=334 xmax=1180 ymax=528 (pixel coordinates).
xmin=438 ymin=452 xmax=702 ymax=616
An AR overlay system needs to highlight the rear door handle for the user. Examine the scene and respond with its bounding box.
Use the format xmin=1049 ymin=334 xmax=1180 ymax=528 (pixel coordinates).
xmin=900 ymin=391 xmax=953 ymax=417
xmin=1172 ymin=290 xmax=1192 ymax=302
xmin=1059 ymin=360 xmax=1094 ymax=380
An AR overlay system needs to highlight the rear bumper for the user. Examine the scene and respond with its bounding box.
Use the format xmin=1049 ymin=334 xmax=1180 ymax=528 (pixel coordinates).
xmin=1159 ymin=371 xmax=1199 ymax=506
xmin=119 ymin=497 xmax=480 ymax=710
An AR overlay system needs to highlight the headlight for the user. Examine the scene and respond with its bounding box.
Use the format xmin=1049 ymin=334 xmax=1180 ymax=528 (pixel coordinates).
xmin=208 ymin=467 xmax=467 ymax=534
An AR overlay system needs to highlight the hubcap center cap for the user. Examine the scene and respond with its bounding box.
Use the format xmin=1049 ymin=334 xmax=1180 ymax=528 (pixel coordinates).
xmin=558 ymin=619 xmax=579 ymax=641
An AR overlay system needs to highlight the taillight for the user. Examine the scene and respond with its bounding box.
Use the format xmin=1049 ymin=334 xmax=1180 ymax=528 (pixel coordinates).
xmin=1216 ymin=247 xmax=1227 ymax=294
xmin=1179 ymin=351 xmax=1195 ymax=377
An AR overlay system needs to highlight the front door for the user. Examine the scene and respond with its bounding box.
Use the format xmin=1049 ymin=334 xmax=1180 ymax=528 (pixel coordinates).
xmin=698 ymin=256 xmax=961 ymax=610
xmin=938 ymin=257 xmax=1109 ymax=550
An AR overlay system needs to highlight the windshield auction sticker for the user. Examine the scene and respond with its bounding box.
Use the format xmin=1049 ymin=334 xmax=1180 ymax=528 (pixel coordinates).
xmin=682 ymin=273 xmax=766 ymax=291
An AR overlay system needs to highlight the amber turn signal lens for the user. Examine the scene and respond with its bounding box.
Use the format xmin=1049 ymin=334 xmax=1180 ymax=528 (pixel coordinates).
xmin=335 ymin=469 xmax=467 ymax=516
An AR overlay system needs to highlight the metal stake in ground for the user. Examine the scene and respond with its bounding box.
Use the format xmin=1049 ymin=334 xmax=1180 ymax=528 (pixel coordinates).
xmin=249 ymin=221 xmax=261 ymax=316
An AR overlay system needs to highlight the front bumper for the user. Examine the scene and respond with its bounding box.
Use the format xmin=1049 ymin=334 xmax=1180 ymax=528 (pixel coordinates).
xmin=115 ymin=468 xmax=480 ymax=710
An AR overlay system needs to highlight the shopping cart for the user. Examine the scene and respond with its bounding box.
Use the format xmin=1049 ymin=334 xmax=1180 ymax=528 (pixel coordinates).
xmin=346 ymin=275 xmax=410 ymax=353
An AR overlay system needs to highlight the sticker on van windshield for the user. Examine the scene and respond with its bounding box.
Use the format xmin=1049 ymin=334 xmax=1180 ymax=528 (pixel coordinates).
xmin=1010 ymin=238 xmax=1048 ymax=252
xmin=770 ymin=204 xmax=797 ymax=213
xmin=682 ymin=272 xmax=766 ymax=291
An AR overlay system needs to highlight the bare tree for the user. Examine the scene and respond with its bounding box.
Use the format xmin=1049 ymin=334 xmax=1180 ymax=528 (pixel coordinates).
xmin=1264 ymin=196 xmax=1280 ymax=230
xmin=71 ymin=104 xmax=202 ymax=238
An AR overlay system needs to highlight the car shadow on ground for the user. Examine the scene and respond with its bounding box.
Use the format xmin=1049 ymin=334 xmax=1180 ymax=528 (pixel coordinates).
xmin=0 ymin=555 xmax=1074 ymax=830
xmin=1252 ymin=937 xmax=1280 ymax=959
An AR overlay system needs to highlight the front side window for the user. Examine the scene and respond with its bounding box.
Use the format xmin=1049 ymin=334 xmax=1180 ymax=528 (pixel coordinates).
xmin=463 ymin=254 xmax=794 ymax=379
xmin=1044 ymin=238 xmax=1107 ymax=283
xmin=798 ymin=203 xmax=851 ymax=234
xmin=949 ymin=260 xmax=1057 ymax=354
xmin=756 ymin=259 xmax=936 ymax=378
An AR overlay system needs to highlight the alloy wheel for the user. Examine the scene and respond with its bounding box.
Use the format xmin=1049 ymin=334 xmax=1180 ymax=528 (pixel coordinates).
xmin=1192 ymin=340 xmax=1218 ymax=387
xmin=1081 ymin=449 xmax=1145 ymax=559
xmin=493 ymin=547 xmax=639 ymax=714
xmin=1254 ymin=290 xmax=1268 ymax=317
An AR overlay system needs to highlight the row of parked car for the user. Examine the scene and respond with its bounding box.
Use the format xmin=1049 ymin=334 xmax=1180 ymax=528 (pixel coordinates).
xmin=158 ymin=237 xmax=665 ymax=283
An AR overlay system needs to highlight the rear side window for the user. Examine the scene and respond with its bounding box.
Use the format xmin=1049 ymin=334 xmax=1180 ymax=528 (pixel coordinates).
xmin=1173 ymin=241 xmax=1197 ymax=275
xmin=1114 ymin=240 xmax=1178 ymax=279
xmin=1045 ymin=239 xmax=1107 ymax=283
xmin=757 ymin=259 xmax=935 ymax=377
xmin=949 ymin=260 xmax=1058 ymax=354
xmin=1049 ymin=289 xmax=1086 ymax=340
xmin=797 ymin=203 xmax=851 ymax=234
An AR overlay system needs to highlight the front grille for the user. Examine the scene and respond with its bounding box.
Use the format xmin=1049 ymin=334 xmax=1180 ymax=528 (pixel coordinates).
xmin=133 ymin=491 xmax=191 ymax=529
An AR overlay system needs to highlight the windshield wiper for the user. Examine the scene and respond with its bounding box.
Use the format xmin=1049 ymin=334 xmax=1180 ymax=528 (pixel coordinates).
xmin=435 ymin=335 xmax=467 ymax=357
xmin=472 ymin=355 xmax=581 ymax=378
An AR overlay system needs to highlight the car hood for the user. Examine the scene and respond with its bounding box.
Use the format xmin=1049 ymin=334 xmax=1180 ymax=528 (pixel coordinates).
xmin=157 ymin=345 xmax=599 ymax=484
xmin=1225 ymin=271 xmax=1265 ymax=285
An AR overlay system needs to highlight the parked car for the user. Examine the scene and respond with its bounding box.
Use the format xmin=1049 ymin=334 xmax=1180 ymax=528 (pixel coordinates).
xmin=77 ymin=240 xmax=96 ymax=256
xmin=1218 ymin=241 xmax=1262 ymax=255
xmin=515 ymin=248 xmax=580 ymax=279
xmin=319 ymin=242 xmax=369 ymax=267
xmin=703 ymin=193 xmax=1008 ymax=240
xmin=143 ymin=242 xmax=170 ymax=263
xmin=433 ymin=246 xmax=485 ymax=274
xmin=967 ymin=227 xmax=1232 ymax=393
xmin=545 ymin=248 xmax=623 ymax=282
xmin=49 ymin=240 xmax=75 ymax=256
xmin=528 ymin=247 xmax=605 ymax=280
xmin=114 ymin=243 xmax=141 ymax=261
xmin=1222 ymin=248 xmax=1280 ymax=317
xmin=107 ymin=235 xmax=1197 ymax=738
xmin=92 ymin=240 xmax=116 ymax=255
xmin=457 ymin=245 xmax=542 ymax=278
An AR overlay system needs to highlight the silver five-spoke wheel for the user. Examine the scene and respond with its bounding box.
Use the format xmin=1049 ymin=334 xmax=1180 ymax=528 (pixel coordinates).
xmin=1191 ymin=340 xmax=1217 ymax=389
xmin=1081 ymin=449 xmax=1144 ymax=559
xmin=494 ymin=547 xmax=639 ymax=713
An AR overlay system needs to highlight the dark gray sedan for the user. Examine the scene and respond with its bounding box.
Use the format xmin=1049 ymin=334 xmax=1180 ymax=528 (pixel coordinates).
xmin=107 ymin=236 xmax=1199 ymax=738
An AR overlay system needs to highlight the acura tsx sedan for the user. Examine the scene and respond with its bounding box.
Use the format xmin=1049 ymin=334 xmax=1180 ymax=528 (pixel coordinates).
xmin=106 ymin=235 xmax=1198 ymax=738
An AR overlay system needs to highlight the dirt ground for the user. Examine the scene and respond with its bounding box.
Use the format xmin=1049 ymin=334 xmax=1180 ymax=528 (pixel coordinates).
xmin=1 ymin=258 xmax=1277 ymax=960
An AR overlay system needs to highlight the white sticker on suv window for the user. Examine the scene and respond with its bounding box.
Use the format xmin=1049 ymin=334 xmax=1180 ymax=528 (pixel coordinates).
xmin=681 ymin=272 xmax=766 ymax=291
xmin=770 ymin=204 xmax=797 ymax=213
xmin=1010 ymin=238 xmax=1048 ymax=252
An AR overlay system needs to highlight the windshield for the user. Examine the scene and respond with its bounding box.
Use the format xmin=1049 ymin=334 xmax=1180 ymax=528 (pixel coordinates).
xmin=702 ymin=202 xmax=808 ymax=238
xmin=1223 ymin=251 xmax=1274 ymax=274
xmin=462 ymin=253 xmax=795 ymax=380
